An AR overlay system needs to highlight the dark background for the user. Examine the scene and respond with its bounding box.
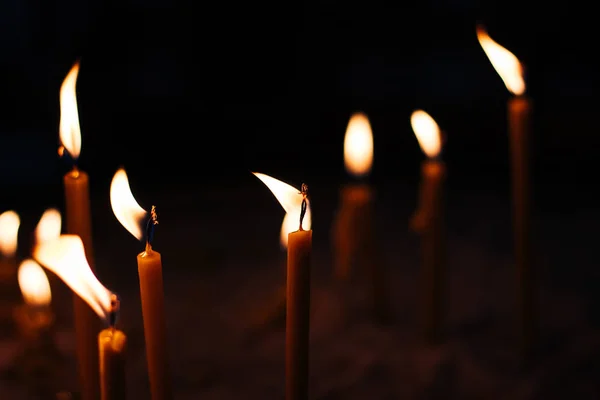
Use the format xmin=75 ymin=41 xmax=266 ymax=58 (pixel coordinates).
xmin=0 ymin=1 xmax=595 ymax=204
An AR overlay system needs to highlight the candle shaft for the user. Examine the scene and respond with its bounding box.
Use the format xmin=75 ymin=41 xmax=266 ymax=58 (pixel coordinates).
xmin=137 ymin=244 xmax=171 ymax=400
xmin=99 ymin=328 xmax=127 ymax=400
xmin=508 ymin=96 xmax=534 ymax=352
xmin=286 ymin=230 xmax=311 ymax=400
xmin=64 ymin=169 xmax=101 ymax=400
xmin=416 ymin=161 xmax=446 ymax=343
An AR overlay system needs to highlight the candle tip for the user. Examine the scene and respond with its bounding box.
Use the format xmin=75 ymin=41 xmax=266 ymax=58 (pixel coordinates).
xmin=145 ymin=205 xmax=159 ymax=246
xmin=299 ymin=183 xmax=309 ymax=231
xmin=109 ymin=294 xmax=120 ymax=328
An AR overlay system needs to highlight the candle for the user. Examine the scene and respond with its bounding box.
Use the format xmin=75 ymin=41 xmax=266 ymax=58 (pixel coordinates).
xmin=477 ymin=26 xmax=534 ymax=353
xmin=15 ymin=259 xmax=54 ymax=341
xmin=410 ymin=110 xmax=446 ymax=343
xmin=332 ymin=112 xmax=389 ymax=321
xmin=0 ymin=210 xmax=22 ymax=329
xmin=254 ymin=173 xmax=312 ymax=400
xmin=59 ymin=60 xmax=101 ymax=399
xmin=110 ymin=168 xmax=171 ymax=400
xmin=34 ymin=235 xmax=127 ymax=400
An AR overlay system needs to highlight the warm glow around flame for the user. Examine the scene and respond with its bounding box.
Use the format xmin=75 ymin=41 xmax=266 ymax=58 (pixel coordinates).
xmin=110 ymin=168 xmax=147 ymax=241
xmin=59 ymin=62 xmax=82 ymax=159
xmin=35 ymin=208 xmax=62 ymax=245
xmin=18 ymin=259 xmax=52 ymax=307
xmin=34 ymin=235 xmax=112 ymax=321
xmin=344 ymin=112 xmax=373 ymax=177
xmin=0 ymin=210 xmax=20 ymax=258
xmin=411 ymin=110 xmax=442 ymax=158
xmin=253 ymin=173 xmax=312 ymax=244
xmin=476 ymin=26 xmax=525 ymax=96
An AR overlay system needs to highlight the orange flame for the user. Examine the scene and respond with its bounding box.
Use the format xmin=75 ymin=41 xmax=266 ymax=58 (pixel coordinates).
xmin=344 ymin=112 xmax=374 ymax=177
xmin=253 ymin=173 xmax=312 ymax=248
xmin=34 ymin=235 xmax=113 ymax=321
xmin=18 ymin=259 xmax=52 ymax=307
xmin=476 ymin=26 xmax=525 ymax=95
xmin=410 ymin=110 xmax=442 ymax=158
xmin=110 ymin=168 xmax=148 ymax=241
xmin=35 ymin=208 xmax=62 ymax=245
xmin=0 ymin=210 xmax=20 ymax=258
xmin=59 ymin=62 xmax=82 ymax=159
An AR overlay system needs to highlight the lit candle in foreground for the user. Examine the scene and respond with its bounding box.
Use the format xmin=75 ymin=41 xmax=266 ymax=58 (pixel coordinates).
xmin=477 ymin=25 xmax=534 ymax=354
xmin=254 ymin=172 xmax=312 ymax=400
xmin=59 ymin=60 xmax=101 ymax=398
xmin=34 ymin=235 xmax=126 ymax=400
xmin=110 ymin=168 xmax=171 ymax=400
xmin=410 ymin=110 xmax=446 ymax=343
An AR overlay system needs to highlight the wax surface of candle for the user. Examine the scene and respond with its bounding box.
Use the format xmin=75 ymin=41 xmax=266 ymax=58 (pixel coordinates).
xmin=99 ymin=328 xmax=127 ymax=400
xmin=64 ymin=169 xmax=101 ymax=400
xmin=137 ymin=244 xmax=171 ymax=400
xmin=286 ymin=229 xmax=311 ymax=400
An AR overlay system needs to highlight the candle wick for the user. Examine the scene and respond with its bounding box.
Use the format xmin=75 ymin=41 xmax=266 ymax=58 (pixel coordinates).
xmin=109 ymin=294 xmax=120 ymax=328
xmin=299 ymin=183 xmax=308 ymax=231
xmin=146 ymin=205 xmax=159 ymax=247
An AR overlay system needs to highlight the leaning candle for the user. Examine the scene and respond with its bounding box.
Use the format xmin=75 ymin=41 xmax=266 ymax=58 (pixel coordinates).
xmin=254 ymin=173 xmax=312 ymax=400
xmin=477 ymin=25 xmax=534 ymax=353
xmin=59 ymin=60 xmax=101 ymax=399
xmin=110 ymin=168 xmax=171 ymax=400
xmin=410 ymin=110 xmax=446 ymax=344
xmin=34 ymin=235 xmax=126 ymax=400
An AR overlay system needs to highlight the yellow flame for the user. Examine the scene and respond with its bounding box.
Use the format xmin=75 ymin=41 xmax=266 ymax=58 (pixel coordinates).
xmin=411 ymin=110 xmax=442 ymax=158
xmin=34 ymin=235 xmax=112 ymax=321
xmin=35 ymin=208 xmax=62 ymax=245
xmin=344 ymin=112 xmax=374 ymax=177
xmin=110 ymin=168 xmax=147 ymax=241
xmin=0 ymin=210 xmax=20 ymax=258
xmin=59 ymin=62 xmax=82 ymax=159
xmin=476 ymin=26 xmax=525 ymax=96
xmin=18 ymin=259 xmax=52 ymax=307
xmin=253 ymin=173 xmax=312 ymax=240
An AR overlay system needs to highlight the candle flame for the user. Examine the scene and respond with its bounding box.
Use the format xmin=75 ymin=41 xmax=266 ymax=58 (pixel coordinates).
xmin=35 ymin=208 xmax=62 ymax=245
xmin=253 ymin=172 xmax=312 ymax=247
xmin=344 ymin=112 xmax=374 ymax=177
xmin=110 ymin=168 xmax=148 ymax=241
xmin=410 ymin=110 xmax=442 ymax=158
xmin=59 ymin=62 xmax=82 ymax=159
xmin=34 ymin=235 xmax=113 ymax=321
xmin=18 ymin=259 xmax=52 ymax=307
xmin=0 ymin=210 xmax=20 ymax=258
xmin=476 ymin=26 xmax=525 ymax=96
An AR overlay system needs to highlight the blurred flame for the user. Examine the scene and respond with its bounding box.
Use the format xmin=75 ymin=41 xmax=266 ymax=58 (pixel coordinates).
xmin=18 ymin=259 xmax=52 ymax=307
xmin=253 ymin=173 xmax=312 ymax=246
xmin=110 ymin=168 xmax=147 ymax=241
xmin=344 ymin=112 xmax=373 ymax=177
xmin=411 ymin=110 xmax=442 ymax=158
xmin=0 ymin=210 xmax=20 ymax=258
xmin=59 ymin=62 xmax=82 ymax=159
xmin=34 ymin=235 xmax=112 ymax=321
xmin=476 ymin=26 xmax=525 ymax=96
xmin=35 ymin=208 xmax=62 ymax=245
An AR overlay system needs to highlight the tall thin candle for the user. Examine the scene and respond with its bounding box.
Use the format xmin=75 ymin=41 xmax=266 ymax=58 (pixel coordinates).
xmin=59 ymin=61 xmax=101 ymax=399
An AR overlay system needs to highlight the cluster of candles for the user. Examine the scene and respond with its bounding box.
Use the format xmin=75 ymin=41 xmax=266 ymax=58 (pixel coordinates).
xmin=0 ymin=27 xmax=532 ymax=400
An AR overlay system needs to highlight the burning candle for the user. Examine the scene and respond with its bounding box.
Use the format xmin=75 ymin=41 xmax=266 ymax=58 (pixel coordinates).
xmin=110 ymin=168 xmax=171 ymax=400
xmin=410 ymin=110 xmax=446 ymax=343
xmin=332 ymin=112 xmax=389 ymax=321
xmin=0 ymin=210 xmax=21 ymax=281
xmin=34 ymin=208 xmax=62 ymax=248
xmin=477 ymin=25 xmax=534 ymax=353
xmin=34 ymin=235 xmax=126 ymax=400
xmin=254 ymin=172 xmax=312 ymax=400
xmin=59 ymin=61 xmax=101 ymax=398
xmin=15 ymin=259 xmax=54 ymax=340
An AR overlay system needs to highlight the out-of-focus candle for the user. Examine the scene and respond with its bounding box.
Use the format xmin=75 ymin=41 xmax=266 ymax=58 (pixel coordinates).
xmin=59 ymin=61 xmax=101 ymax=399
xmin=110 ymin=168 xmax=171 ymax=400
xmin=0 ymin=210 xmax=20 ymax=281
xmin=15 ymin=259 xmax=54 ymax=340
xmin=34 ymin=235 xmax=126 ymax=400
xmin=410 ymin=110 xmax=446 ymax=343
xmin=477 ymin=25 xmax=534 ymax=354
xmin=332 ymin=112 xmax=389 ymax=321
xmin=254 ymin=173 xmax=312 ymax=400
